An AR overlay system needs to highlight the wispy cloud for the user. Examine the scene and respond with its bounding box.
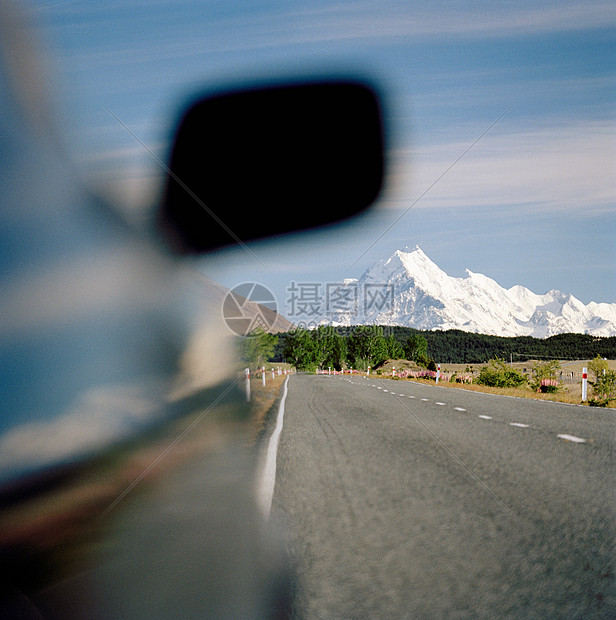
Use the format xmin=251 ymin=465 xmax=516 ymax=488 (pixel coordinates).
xmin=282 ymin=1 xmax=616 ymax=43
xmin=383 ymin=119 xmax=615 ymax=215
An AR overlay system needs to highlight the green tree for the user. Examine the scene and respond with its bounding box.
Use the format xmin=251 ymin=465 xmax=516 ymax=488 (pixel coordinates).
xmin=347 ymin=325 xmax=387 ymax=370
xmin=239 ymin=328 xmax=278 ymax=369
xmin=385 ymin=334 xmax=404 ymax=360
xmin=327 ymin=331 xmax=347 ymax=371
xmin=404 ymin=334 xmax=428 ymax=363
xmin=313 ymin=326 xmax=346 ymax=371
xmin=282 ymin=327 xmax=318 ymax=371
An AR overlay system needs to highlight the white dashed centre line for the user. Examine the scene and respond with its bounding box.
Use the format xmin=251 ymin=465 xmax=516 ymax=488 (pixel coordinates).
xmin=557 ymin=434 xmax=587 ymax=443
xmin=355 ymin=380 xmax=591 ymax=448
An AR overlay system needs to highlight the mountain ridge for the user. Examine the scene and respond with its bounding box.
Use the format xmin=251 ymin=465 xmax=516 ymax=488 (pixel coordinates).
xmin=325 ymin=247 xmax=616 ymax=338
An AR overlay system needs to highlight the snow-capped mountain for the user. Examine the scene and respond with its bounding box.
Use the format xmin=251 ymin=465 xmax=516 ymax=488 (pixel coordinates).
xmin=325 ymin=247 xmax=616 ymax=337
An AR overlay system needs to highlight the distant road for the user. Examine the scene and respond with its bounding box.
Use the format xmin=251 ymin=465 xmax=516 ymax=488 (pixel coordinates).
xmin=271 ymin=374 xmax=616 ymax=618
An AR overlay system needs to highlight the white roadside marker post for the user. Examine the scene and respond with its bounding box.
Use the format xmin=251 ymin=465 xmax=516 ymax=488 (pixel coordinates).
xmin=262 ymin=366 xmax=266 ymax=387
xmin=245 ymin=368 xmax=251 ymax=402
xmin=582 ymin=367 xmax=588 ymax=401
xmin=436 ymin=364 xmax=441 ymax=385
xmin=393 ymin=366 xmax=396 ymax=377
xmin=367 ymin=366 xmax=370 ymax=376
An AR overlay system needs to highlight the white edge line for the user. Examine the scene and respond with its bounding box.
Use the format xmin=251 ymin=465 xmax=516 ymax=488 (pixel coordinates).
xmin=256 ymin=375 xmax=289 ymax=519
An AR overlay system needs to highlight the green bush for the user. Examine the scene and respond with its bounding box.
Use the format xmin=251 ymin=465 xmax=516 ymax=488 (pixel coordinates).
xmin=588 ymin=397 xmax=610 ymax=407
xmin=589 ymin=355 xmax=609 ymax=382
xmin=590 ymin=369 xmax=616 ymax=405
xmin=529 ymin=360 xmax=561 ymax=392
xmin=539 ymin=382 xmax=559 ymax=393
xmin=477 ymin=358 xmax=527 ymax=388
xmin=426 ymin=359 xmax=438 ymax=372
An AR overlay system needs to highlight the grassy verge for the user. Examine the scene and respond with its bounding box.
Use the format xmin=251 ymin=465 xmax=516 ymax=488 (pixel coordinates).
xmin=373 ymin=375 xmax=615 ymax=407
xmin=247 ymin=367 xmax=293 ymax=445
xmin=366 ymin=358 xmax=615 ymax=408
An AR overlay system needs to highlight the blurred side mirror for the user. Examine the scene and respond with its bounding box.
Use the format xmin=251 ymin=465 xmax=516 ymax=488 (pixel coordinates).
xmin=158 ymin=80 xmax=385 ymax=254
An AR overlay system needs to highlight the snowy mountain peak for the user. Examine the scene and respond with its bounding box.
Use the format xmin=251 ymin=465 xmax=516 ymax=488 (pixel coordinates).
xmin=395 ymin=246 xmax=436 ymax=269
xmin=325 ymin=248 xmax=616 ymax=337
xmin=392 ymin=247 xmax=450 ymax=287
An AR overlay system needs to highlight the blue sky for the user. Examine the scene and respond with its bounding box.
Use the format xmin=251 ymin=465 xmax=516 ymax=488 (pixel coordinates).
xmin=29 ymin=0 xmax=615 ymax=314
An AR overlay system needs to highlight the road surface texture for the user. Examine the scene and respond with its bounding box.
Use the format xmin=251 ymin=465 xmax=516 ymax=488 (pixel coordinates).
xmin=270 ymin=373 xmax=615 ymax=618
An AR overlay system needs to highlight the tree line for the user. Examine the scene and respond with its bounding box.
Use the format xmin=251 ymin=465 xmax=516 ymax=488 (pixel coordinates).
xmin=271 ymin=326 xmax=616 ymax=367
xmin=275 ymin=326 xmax=434 ymax=372
xmin=242 ymin=327 xmax=616 ymax=405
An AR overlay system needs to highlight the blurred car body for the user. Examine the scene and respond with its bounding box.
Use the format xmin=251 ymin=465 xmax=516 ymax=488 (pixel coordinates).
xmin=0 ymin=3 xmax=384 ymax=617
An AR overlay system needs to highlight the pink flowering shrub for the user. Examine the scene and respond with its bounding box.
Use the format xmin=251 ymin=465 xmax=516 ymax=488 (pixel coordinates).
xmin=539 ymin=378 xmax=559 ymax=393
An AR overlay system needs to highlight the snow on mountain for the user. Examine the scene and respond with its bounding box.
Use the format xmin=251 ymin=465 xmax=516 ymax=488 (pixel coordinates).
xmin=325 ymin=246 xmax=616 ymax=337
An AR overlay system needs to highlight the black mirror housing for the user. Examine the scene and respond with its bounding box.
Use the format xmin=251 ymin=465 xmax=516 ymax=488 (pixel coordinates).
xmin=159 ymin=80 xmax=385 ymax=253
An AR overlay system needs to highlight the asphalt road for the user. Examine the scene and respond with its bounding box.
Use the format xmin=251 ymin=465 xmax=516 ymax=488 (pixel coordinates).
xmin=270 ymin=373 xmax=616 ymax=619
